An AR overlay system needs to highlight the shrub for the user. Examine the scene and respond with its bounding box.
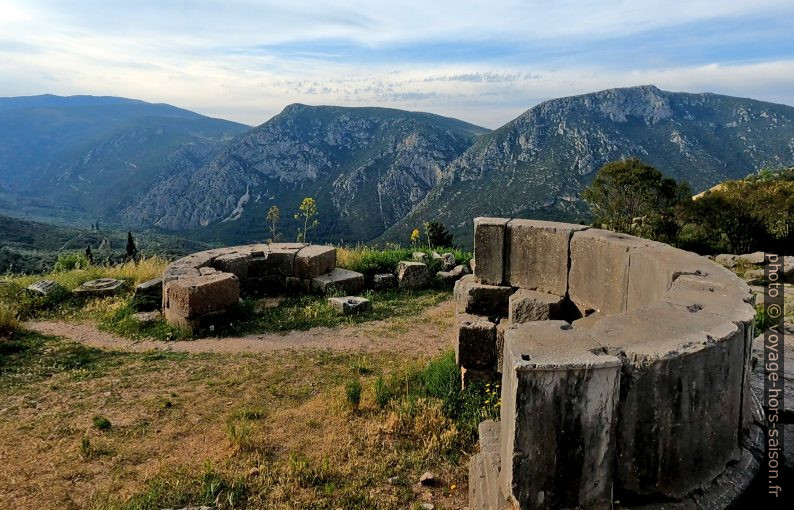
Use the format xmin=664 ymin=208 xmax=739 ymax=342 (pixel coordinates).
xmin=0 ymin=302 xmax=19 ymax=336
xmin=345 ymin=378 xmax=362 ymax=410
xmin=53 ymin=253 xmax=91 ymax=272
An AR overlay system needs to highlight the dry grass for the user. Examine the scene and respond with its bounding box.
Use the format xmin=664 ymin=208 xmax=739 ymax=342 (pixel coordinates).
xmin=7 ymin=256 xmax=169 ymax=290
xmin=0 ymin=332 xmax=470 ymax=509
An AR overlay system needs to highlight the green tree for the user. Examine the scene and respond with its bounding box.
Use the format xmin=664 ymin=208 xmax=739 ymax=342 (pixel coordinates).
xmin=582 ymin=158 xmax=688 ymax=241
xmin=266 ymin=205 xmax=280 ymax=242
xmin=425 ymin=221 xmax=454 ymax=248
xmin=85 ymin=245 xmax=94 ymax=265
xmin=125 ymin=231 xmax=138 ymax=261
xmin=294 ymin=197 xmax=319 ymax=243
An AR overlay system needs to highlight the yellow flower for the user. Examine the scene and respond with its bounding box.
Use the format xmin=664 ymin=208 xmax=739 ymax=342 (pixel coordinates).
xmin=451 ymin=484 xmax=457 ymax=490
xmin=410 ymin=228 xmax=421 ymax=243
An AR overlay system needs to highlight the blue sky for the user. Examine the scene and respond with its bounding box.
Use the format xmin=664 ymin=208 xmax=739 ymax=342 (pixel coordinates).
xmin=1 ymin=0 xmax=793 ymax=127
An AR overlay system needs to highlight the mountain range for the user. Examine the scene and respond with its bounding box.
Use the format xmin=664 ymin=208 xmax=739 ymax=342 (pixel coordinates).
xmin=1 ymin=86 xmax=793 ymax=248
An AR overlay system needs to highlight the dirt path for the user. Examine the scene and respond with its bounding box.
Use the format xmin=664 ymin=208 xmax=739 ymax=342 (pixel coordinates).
xmin=25 ymin=299 xmax=455 ymax=356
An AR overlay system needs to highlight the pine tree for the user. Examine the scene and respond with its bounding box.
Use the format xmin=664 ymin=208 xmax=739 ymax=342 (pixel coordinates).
xmin=125 ymin=232 xmax=138 ymax=261
xmin=425 ymin=221 xmax=454 ymax=249
xmin=85 ymin=245 xmax=94 ymax=265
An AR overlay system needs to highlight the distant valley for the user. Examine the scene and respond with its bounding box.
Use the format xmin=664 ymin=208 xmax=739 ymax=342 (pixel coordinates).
xmin=1 ymin=86 xmax=793 ymax=249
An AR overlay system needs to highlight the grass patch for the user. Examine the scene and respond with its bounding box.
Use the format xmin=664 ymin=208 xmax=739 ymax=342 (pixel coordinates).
xmin=93 ymin=415 xmax=112 ymax=431
xmin=755 ymin=303 xmax=780 ymax=332
xmin=337 ymin=246 xmax=471 ymax=283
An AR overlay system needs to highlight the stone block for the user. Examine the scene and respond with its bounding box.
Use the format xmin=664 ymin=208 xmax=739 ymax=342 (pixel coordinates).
xmin=412 ymin=252 xmax=428 ymax=263
xmin=373 ymin=273 xmax=396 ymax=289
xmin=588 ymin=303 xmax=746 ymax=498
xmin=74 ymin=278 xmax=125 ymax=296
xmin=295 ymin=245 xmax=336 ymax=279
xmin=508 ymin=288 xmax=565 ymax=324
xmin=26 ymin=280 xmax=61 ymax=296
xmin=435 ymin=264 xmax=470 ymax=286
xmin=495 ymin=320 xmax=509 ymax=373
xmin=737 ymin=251 xmax=766 ymax=265
xmin=441 ymin=252 xmax=456 ymax=271
xmin=199 ymin=267 xmax=219 ymax=276
xmin=396 ymin=261 xmax=430 ymax=290
xmin=132 ymin=277 xmax=163 ymax=311
xmin=569 ymin=229 xmax=654 ymax=315
xmin=243 ymin=276 xmax=286 ymax=296
xmin=285 ymin=276 xmax=310 ymax=295
xmin=571 ymin=312 xmax=603 ymax=330
xmin=500 ymin=321 xmax=620 ymax=509
xmin=461 ymin=367 xmax=495 ymax=388
xmin=504 ymin=219 xmax=588 ymax=295
xmin=311 ymin=268 xmax=365 ymax=295
xmin=163 ymin=272 xmax=240 ymax=319
xmin=328 ymin=296 xmax=371 ymax=315
xmin=715 ymin=254 xmax=739 ymax=268
xmin=473 ymin=217 xmax=509 ymax=285
xmin=213 ymin=252 xmax=251 ymax=280
xmin=453 ymin=274 xmax=512 ymax=316
xmin=455 ymin=313 xmax=497 ymax=369
xmin=163 ymin=265 xmax=200 ymax=283
xmin=627 ymin=244 xmax=736 ymax=310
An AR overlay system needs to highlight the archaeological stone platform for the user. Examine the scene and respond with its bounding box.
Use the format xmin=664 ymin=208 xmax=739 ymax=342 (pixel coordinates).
xmin=161 ymin=243 xmax=363 ymax=329
xmin=459 ymin=218 xmax=762 ymax=509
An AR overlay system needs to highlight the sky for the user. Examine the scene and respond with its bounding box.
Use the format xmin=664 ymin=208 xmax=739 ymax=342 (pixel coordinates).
xmin=1 ymin=0 xmax=793 ymax=128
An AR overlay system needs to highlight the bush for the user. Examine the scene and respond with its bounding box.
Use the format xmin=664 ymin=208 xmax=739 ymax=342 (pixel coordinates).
xmin=53 ymin=253 xmax=91 ymax=272
xmin=345 ymin=378 xmax=362 ymax=410
xmin=0 ymin=302 xmax=19 ymax=336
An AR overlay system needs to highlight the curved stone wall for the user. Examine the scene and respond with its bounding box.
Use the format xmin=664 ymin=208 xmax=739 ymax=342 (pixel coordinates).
xmin=161 ymin=243 xmax=363 ymax=328
xmin=461 ymin=219 xmax=759 ymax=509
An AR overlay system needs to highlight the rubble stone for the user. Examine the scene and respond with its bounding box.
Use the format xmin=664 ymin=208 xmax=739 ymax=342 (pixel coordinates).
xmin=396 ymin=261 xmax=430 ymax=290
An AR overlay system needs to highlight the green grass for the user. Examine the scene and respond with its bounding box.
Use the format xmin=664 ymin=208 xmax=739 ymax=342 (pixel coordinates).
xmin=337 ymin=245 xmax=472 ymax=283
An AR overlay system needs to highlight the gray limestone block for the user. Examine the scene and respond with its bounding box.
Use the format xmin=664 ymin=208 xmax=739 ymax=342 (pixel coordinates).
xmin=454 ymin=274 xmax=512 ymax=317
xmin=213 ymin=252 xmax=251 ymax=281
xmin=508 ymin=288 xmax=565 ymax=324
xmin=373 ymin=273 xmax=396 ymax=289
xmin=569 ymin=229 xmax=656 ymax=315
xmin=588 ymin=302 xmax=747 ymax=499
xmin=396 ymin=261 xmax=430 ymax=290
xmin=499 ymin=320 xmax=620 ymax=510
xmin=328 ymin=296 xmax=371 ymax=315
xmin=311 ymin=268 xmax=365 ymax=295
xmin=26 ymin=280 xmax=61 ymax=296
xmin=74 ymin=278 xmax=125 ymax=296
xmin=474 ymin=217 xmax=510 ymax=286
xmin=294 ymin=245 xmax=336 ymax=279
xmin=455 ymin=313 xmax=497 ymax=370
xmin=504 ymin=219 xmax=588 ymax=295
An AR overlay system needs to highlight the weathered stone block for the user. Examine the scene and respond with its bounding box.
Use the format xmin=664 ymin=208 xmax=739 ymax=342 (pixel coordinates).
xmin=589 ymin=303 xmax=746 ymax=498
xmin=396 ymin=261 xmax=430 ymax=290
xmin=412 ymin=252 xmax=428 ymax=263
xmin=461 ymin=367 xmax=496 ymax=388
xmin=508 ymin=288 xmax=564 ymax=324
xmin=627 ymin=244 xmax=736 ymax=310
xmin=199 ymin=267 xmax=219 ymax=276
xmin=453 ymin=274 xmax=512 ymax=316
xmin=455 ymin=313 xmax=497 ymax=369
xmin=285 ymin=276 xmax=310 ymax=295
xmin=295 ymin=245 xmax=336 ymax=279
xmin=74 ymin=278 xmax=125 ymax=296
xmin=163 ymin=272 xmax=240 ymax=319
xmin=473 ymin=217 xmax=509 ymax=285
xmin=26 ymin=280 xmax=61 ymax=296
xmin=163 ymin=265 xmax=200 ymax=283
xmin=328 ymin=296 xmax=371 ymax=315
xmin=469 ymin=421 xmax=508 ymax=510
xmin=441 ymin=252 xmax=456 ymax=271
xmin=213 ymin=252 xmax=251 ymax=280
xmin=504 ymin=219 xmax=588 ymax=295
xmin=311 ymin=268 xmax=364 ymax=295
xmin=569 ymin=229 xmax=653 ymax=315
xmin=495 ymin=319 xmax=509 ymax=373
xmin=373 ymin=273 xmax=396 ymax=289
xmin=738 ymin=251 xmax=766 ymax=265
xmin=435 ymin=264 xmax=470 ymax=286
xmin=500 ymin=321 xmax=620 ymax=509
xmin=132 ymin=277 xmax=163 ymax=311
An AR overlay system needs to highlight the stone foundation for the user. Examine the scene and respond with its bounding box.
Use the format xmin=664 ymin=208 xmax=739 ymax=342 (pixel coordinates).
xmin=161 ymin=243 xmax=362 ymax=329
xmin=462 ymin=218 xmax=759 ymax=509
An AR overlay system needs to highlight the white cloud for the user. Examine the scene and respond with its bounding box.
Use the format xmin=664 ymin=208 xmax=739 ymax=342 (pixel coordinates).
xmin=1 ymin=1 xmax=793 ymax=127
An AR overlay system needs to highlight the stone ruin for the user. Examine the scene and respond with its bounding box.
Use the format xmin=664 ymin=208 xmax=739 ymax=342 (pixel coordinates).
xmin=159 ymin=243 xmax=363 ymax=329
xmin=459 ymin=218 xmax=762 ymax=509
